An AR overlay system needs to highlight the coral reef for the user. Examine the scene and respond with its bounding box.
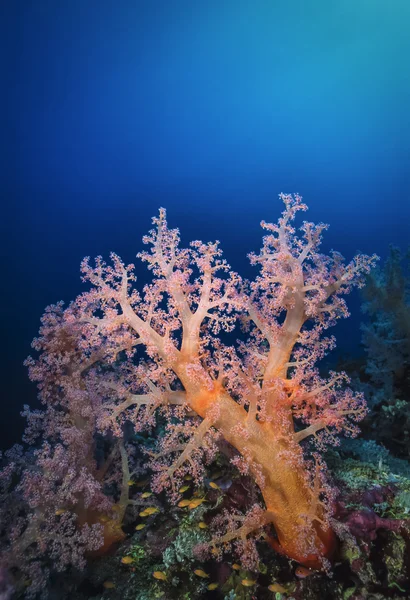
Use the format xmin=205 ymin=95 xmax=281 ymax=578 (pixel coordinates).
xmin=6 ymin=194 xmax=410 ymax=600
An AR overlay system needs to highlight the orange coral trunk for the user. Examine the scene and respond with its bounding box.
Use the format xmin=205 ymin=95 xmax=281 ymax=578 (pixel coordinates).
xmin=181 ymin=376 xmax=337 ymax=569
xmin=245 ymin=427 xmax=337 ymax=569
xmin=260 ymin=460 xmax=337 ymax=568
xmin=77 ymin=507 xmax=126 ymax=556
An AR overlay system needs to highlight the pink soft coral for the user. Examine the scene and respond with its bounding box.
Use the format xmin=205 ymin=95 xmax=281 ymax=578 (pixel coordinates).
xmin=11 ymin=194 xmax=378 ymax=579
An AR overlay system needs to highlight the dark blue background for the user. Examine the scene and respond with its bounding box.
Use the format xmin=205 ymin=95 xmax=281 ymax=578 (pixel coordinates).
xmin=2 ymin=0 xmax=410 ymax=449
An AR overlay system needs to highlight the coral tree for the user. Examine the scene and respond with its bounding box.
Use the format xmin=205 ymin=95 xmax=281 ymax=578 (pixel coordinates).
xmin=1 ymin=194 xmax=378 ymax=595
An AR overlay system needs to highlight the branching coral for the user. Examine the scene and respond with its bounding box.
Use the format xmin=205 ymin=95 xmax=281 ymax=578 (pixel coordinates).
xmin=361 ymin=245 xmax=410 ymax=399
xmin=1 ymin=194 xmax=379 ymax=596
xmin=358 ymin=246 xmax=410 ymax=459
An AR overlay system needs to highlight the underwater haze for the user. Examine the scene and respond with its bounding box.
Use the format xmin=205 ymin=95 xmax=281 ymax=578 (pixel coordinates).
xmin=2 ymin=0 xmax=410 ymax=451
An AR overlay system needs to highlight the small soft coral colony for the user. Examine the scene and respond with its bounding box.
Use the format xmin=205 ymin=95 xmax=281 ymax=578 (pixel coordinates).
xmin=1 ymin=194 xmax=379 ymax=593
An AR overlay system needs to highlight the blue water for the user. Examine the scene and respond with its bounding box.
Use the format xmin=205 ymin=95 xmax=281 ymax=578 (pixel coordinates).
xmin=2 ymin=0 xmax=410 ymax=449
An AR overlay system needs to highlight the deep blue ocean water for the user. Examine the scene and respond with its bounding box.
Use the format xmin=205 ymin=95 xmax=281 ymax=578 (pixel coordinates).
xmin=1 ymin=0 xmax=410 ymax=449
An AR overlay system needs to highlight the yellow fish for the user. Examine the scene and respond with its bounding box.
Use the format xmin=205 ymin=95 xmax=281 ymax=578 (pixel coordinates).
xmin=184 ymin=474 xmax=193 ymax=480
xmin=209 ymin=482 xmax=220 ymax=490
xmin=121 ymin=556 xmax=135 ymax=565
xmin=127 ymin=479 xmax=135 ymax=486
xmin=145 ymin=506 xmax=159 ymax=515
xmin=268 ymin=583 xmax=287 ymax=593
xmin=178 ymin=499 xmax=191 ymax=508
xmin=189 ymin=498 xmax=206 ymax=509
xmin=232 ymin=563 xmax=241 ymax=570
xmin=241 ymin=579 xmax=256 ymax=587
xmin=139 ymin=510 xmax=149 ymax=517
xmin=207 ymin=583 xmax=219 ymax=590
xmin=153 ymin=571 xmax=167 ymax=581
xmin=135 ymin=523 xmax=146 ymax=530
xmin=144 ymin=506 xmax=159 ymax=515
xmin=194 ymin=569 xmax=209 ymax=578
xmin=198 ymin=521 xmax=208 ymax=529
xmin=141 ymin=492 xmax=153 ymax=498
xmin=179 ymin=485 xmax=190 ymax=493
xmin=103 ymin=581 xmax=116 ymax=589
xmin=55 ymin=509 xmax=66 ymax=516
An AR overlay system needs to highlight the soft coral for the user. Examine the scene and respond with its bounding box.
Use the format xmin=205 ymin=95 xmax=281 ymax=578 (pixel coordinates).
xmin=2 ymin=194 xmax=378 ymax=592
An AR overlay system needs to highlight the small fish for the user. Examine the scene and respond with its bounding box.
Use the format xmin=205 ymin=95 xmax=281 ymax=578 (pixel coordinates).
xmin=127 ymin=479 xmax=135 ymax=486
xmin=207 ymin=582 xmax=219 ymax=590
xmin=209 ymin=481 xmax=220 ymax=490
xmin=141 ymin=492 xmax=153 ymax=498
xmin=268 ymin=583 xmax=287 ymax=593
xmin=139 ymin=510 xmax=149 ymax=517
xmin=194 ymin=569 xmax=210 ymax=578
xmin=121 ymin=556 xmax=135 ymax=565
xmin=198 ymin=521 xmax=208 ymax=529
xmin=179 ymin=485 xmax=190 ymax=493
xmin=178 ymin=499 xmax=191 ymax=508
xmin=189 ymin=498 xmax=206 ymax=509
xmin=184 ymin=474 xmax=193 ymax=480
xmin=295 ymin=566 xmax=314 ymax=579
xmin=143 ymin=506 xmax=159 ymax=515
xmin=103 ymin=581 xmax=116 ymax=589
xmin=55 ymin=509 xmax=66 ymax=516
xmin=135 ymin=523 xmax=146 ymax=530
xmin=152 ymin=571 xmax=167 ymax=581
xmin=232 ymin=563 xmax=241 ymax=571
xmin=241 ymin=578 xmax=256 ymax=587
